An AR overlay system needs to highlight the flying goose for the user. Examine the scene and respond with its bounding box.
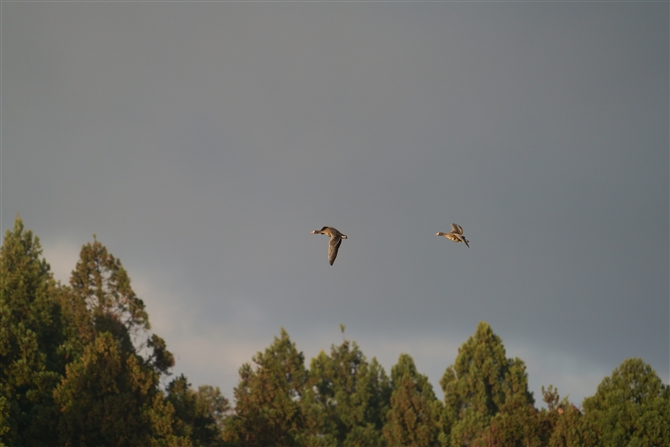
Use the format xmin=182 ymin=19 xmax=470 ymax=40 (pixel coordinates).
xmin=311 ymin=226 xmax=347 ymax=265
xmin=436 ymin=223 xmax=470 ymax=248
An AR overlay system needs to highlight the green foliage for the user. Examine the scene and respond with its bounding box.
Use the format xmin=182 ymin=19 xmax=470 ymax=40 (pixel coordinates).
xmin=0 ymin=219 xmax=208 ymax=446
xmin=301 ymin=337 xmax=390 ymax=447
xmin=69 ymin=237 xmax=149 ymax=351
xmin=223 ymin=328 xmax=307 ymax=447
xmin=149 ymin=333 xmax=177 ymax=376
xmin=4 ymin=218 xmax=669 ymax=447
xmin=473 ymin=400 xmax=542 ymax=447
xmin=472 ymin=359 xmax=543 ymax=447
xmin=383 ymin=354 xmax=442 ymax=447
xmin=197 ymin=385 xmax=231 ymax=431
xmin=167 ymin=375 xmax=229 ymax=447
xmin=52 ymin=235 xmax=192 ymax=446
xmin=535 ymin=386 xmax=596 ymax=447
xmin=582 ymin=358 xmax=670 ymax=446
xmin=66 ymin=237 xmax=174 ymax=377
xmin=0 ymin=217 xmax=64 ymax=446
xmin=0 ymin=396 xmax=10 ymax=445
xmin=547 ymin=406 xmax=597 ymax=447
xmin=53 ymin=331 xmax=191 ymax=446
xmin=440 ymin=322 xmax=535 ymax=447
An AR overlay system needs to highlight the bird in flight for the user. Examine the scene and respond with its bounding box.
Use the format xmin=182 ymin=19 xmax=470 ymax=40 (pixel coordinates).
xmin=311 ymin=226 xmax=347 ymax=265
xmin=436 ymin=223 xmax=470 ymax=248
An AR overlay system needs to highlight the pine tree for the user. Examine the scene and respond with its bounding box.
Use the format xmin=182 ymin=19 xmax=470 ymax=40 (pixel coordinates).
xmin=535 ymin=385 xmax=597 ymax=447
xmin=473 ymin=359 xmax=543 ymax=447
xmin=53 ymin=332 xmax=191 ymax=446
xmin=53 ymin=237 xmax=188 ymax=446
xmin=195 ymin=385 xmax=231 ymax=442
xmin=383 ymin=354 xmax=442 ymax=447
xmin=167 ymin=374 xmax=229 ymax=447
xmin=223 ymin=328 xmax=307 ymax=447
xmin=65 ymin=237 xmax=174 ymax=374
xmin=582 ymin=358 xmax=670 ymax=446
xmin=68 ymin=237 xmax=148 ymax=351
xmin=301 ymin=335 xmax=391 ymax=447
xmin=0 ymin=396 xmax=9 ymax=446
xmin=0 ymin=221 xmax=221 ymax=446
xmin=0 ymin=217 xmax=65 ymax=446
xmin=440 ymin=322 xmax=535 ymax=447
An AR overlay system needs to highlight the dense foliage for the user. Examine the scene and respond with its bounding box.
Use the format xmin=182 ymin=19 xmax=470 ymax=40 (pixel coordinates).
xmin=1 ymin=217 xmax=668 ymax=446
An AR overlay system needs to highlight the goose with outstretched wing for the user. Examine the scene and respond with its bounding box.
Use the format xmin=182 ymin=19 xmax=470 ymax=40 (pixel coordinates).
xmin=311 ymin=226 xmax=348 ymax=265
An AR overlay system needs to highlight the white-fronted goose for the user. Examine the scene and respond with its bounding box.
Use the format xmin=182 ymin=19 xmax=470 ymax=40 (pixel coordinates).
xmin=436 ymin=223 xmax=470 ymax=248
xmin=311 ymin=226 xmax=347 ymax=265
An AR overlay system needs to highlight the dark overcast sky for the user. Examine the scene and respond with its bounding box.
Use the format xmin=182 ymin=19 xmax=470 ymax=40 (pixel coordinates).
xmin=3 ymin=1 xmax=668 ymax=405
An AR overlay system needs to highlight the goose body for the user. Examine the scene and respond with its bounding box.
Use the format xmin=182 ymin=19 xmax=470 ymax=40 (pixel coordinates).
xmin=311 ymin=226 xmax=347 ymax=265
xmin=436 ymin=223 xmax=470 ymax=248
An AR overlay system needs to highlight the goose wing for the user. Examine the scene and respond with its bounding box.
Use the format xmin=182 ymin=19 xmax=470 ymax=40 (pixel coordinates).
xmin=328 ymin=235 xmax=343 ymax=265
xmin=451 ymin=223 xmax=464 ymax=234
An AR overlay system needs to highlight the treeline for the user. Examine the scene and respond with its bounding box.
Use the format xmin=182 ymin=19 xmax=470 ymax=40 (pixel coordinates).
xmin=1 ymin=217 xmax=668 ymax=447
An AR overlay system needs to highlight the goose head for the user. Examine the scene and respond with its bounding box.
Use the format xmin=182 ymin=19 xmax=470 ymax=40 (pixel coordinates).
xmin=311 ymin=226 xmax=328 ymax=235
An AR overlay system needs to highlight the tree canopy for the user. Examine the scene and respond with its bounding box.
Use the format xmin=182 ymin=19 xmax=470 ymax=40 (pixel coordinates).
xmin=1 ymin=217 xmax=668 ymax=446
xmin=0 ymin=217 xmax=221 ymax=447
xmin=383 ymin=354 xmax=441 ymax=447
xmin=582 ymin=358 xmax=670 ymax=446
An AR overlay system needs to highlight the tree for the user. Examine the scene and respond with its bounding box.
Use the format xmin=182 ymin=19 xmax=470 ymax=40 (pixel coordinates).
xmin=54 ymin=331 xmax=191 ymax=447
xmin=53 ymin=237 xmax=188 ymax=446
xmin=301 ymin=335 xmax=390 ymax=447
xmin=223 ymin=328 xmax=307 ymax=447
xmin=68 ymin=237 xmax=148 ymax=349
xmin=0 ymin=396 xmax=9 ymax=446
xmin=1 ymin=220 xmax=221 ymax=446
xmin=383 ymin=354 xmax=442 ymax=447
xmin=532 ymin=385 xmax=598 ymax=447
xmin=472 ymin=359 xmax=543 ymax=447
xmin=65 ymin=236 xmax=174 ymax=374
xmin=582 ymin=358 xmax=670 ymax=446
xmin=0 ymin=217 xmax=65 ymax=446
xmin=440 ymin=322 xmax=535 ymax=447
xmin=167 ymin=375 xmax=229 ymax=447
xmin=195 ymin=385 xmax=231 ymax=441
